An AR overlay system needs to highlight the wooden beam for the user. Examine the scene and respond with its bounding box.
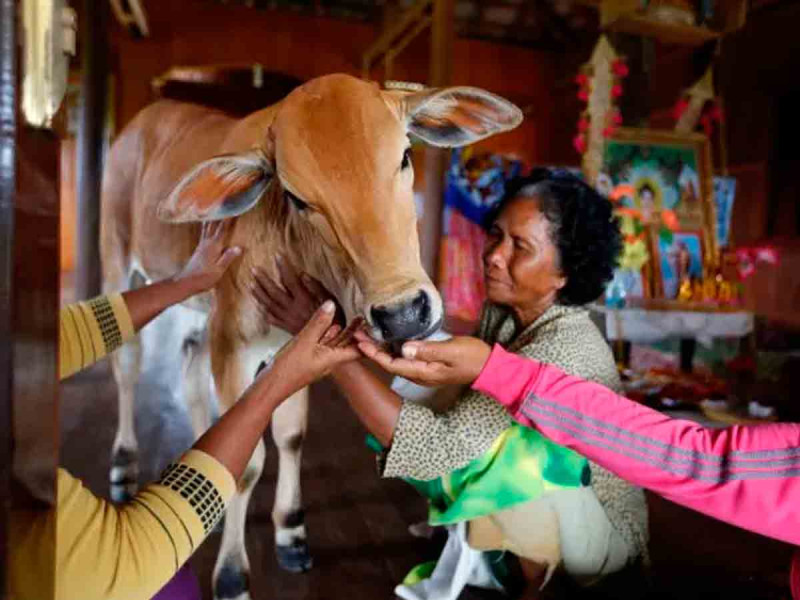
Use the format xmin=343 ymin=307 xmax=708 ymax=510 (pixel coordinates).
xmin=420 ymin=0 xmax=455 ymax=284
xmin=389 ymin=15 xmax=433 ymax=63
xmin=75 ymin=0 xmax=109 ymax=300
xmin=0 ymin=0 xmax=17 ymax=587
xmin=1 ymin=1 xmax=60 ymax=593
xmin=430 ymin=0 xmax=455 ymax=87
xmin=362 ymin=0 xmax=432 ymax=78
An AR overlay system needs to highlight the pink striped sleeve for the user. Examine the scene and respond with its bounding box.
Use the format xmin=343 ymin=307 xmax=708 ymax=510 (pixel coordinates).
xmin=472 ymin=344 xmax=800 ymax=548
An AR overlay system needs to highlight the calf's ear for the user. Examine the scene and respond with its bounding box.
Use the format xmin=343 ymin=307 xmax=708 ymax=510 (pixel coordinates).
xmin=401 ymin=86 xmax=523 ymax=148
xmin=157 ymin=149 xmax=273 ymax=223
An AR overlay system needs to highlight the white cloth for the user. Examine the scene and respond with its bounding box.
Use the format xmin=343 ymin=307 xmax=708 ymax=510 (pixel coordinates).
xmin=394 ymin=522 xmax=503 ymax=600
xmin=596 ymin=307 xmax=754 ymax=348
xmin=468 ymin=487 xmax=631 ymax=588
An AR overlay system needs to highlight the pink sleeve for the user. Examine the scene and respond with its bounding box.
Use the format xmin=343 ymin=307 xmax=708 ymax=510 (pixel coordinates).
xmin=472 ymin=344 xmax=800 ymax=548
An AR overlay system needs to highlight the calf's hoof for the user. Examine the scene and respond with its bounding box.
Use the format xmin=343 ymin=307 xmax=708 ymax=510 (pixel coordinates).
xmin=110 ymin=447 xmax=139 ymax=503
xmin=213 ymin=564 xmax=250 ymax=600
xmin=276 ymin=540 xmax=313 ymax=573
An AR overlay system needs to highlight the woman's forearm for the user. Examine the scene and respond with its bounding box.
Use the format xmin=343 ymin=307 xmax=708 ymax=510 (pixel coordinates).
xmin=330 ymin=361 xmax=402 ymax=447
xmin=193 ymin=369 xmax=287 ymax=480
xmin=474 ymin=344 xmax=800 ymax=547
xmin=121 ymin=277 xmax=201 ymax=333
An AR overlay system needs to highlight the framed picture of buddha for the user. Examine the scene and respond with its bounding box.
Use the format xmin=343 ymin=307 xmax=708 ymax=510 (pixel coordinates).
xmin=597 ymin=129 xmax=718 ymax=288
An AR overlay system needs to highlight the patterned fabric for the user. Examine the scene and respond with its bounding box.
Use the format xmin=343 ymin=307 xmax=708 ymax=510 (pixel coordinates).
xmin=87 ymin=295 xmax=124 ymax=351
xmin=406 ymin=422 xmax=590 ymax=526
xmin=158 ymin=462 xmax=226 ymax=535
xmin=59 ymin=292 xmax=135 ymax=379
xmin=385 ymin=303 xmax=649 ymax=563
xmin=10 ymin=450 xmax=236 ymax=600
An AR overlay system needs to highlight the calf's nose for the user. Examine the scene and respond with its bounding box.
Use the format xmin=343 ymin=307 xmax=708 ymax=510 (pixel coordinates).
xmin=370 ymin=291 xmax=432 ymax=342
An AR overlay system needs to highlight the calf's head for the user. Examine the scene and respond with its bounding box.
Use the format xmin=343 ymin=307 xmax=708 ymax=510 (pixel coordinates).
xmin=158 ymin=74 xmax=521 ymax=342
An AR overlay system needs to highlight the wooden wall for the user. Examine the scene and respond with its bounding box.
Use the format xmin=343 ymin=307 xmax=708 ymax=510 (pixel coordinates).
xmin=108 ymin=0 xmax=571 ymax=166
xmin=717 ymin=4 xmax=800 ymax=327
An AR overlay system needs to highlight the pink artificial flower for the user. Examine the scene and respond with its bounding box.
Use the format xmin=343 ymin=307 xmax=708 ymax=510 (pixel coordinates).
xmin=578 ymin=117 xmax=590 ymax=132
xmin=575 ymin=73 xmax=589 ymax=86
xmin=577 ymin=88 xmax=589 ymax=102
xmin=755 ymin=246 xmax=779 ymax=265
xmin=611 ymin=84 xmax=623 ymax=98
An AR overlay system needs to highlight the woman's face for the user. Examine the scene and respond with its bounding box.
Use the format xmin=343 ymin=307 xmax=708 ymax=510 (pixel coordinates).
xmin=483 ymin=196 xmax=565 ymax=323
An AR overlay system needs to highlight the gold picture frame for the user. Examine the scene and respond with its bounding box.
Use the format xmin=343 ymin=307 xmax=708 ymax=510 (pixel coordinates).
xmin=596 ymin=128 xmax=718 ymax=285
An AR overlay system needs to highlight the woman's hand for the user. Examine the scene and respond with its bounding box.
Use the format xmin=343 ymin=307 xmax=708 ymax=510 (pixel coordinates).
xmin=175 ymin=221 xmax=242 ymax=294
xmin=265 ymin=301 xmax=363 ymax=400
xmin=356 ymin=333 xmax=492 ymax=387
xmin=251 ymin=258 xmax=341 ymax=334
xmin=121 ymin=222 xmax=242 ymax=335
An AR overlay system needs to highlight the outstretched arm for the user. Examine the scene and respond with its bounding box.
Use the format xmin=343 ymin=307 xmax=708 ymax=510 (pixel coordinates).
xmin=59 ymin=221 xmax=241 ymax=379
xmin=360 ymin=335 xmax=800 ymax=547
xmin=15 ymin=302 xmax=360 ymax=600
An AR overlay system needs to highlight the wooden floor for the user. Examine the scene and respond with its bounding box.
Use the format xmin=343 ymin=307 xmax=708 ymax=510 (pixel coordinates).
xmin=58 ymin=305 xmax=796 ymax=600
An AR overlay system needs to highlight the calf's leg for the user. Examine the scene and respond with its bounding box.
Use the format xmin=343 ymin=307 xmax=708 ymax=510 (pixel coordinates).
xmin=108 ymin=270 xmax=147 ymax=503
xmin=271 ymin=387 xmax=312 ymax=572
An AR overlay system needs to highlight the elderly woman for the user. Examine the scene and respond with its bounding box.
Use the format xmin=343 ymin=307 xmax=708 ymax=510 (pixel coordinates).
xmin=256 ymin=168 xmax=648 ymax=598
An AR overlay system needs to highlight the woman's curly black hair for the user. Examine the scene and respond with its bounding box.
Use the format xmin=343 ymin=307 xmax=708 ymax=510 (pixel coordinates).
xmin=484 ymin=168 xmax=622 ymax=306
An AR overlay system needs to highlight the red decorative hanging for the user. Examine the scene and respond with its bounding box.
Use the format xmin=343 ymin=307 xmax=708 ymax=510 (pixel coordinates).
xmin=611 ymin=58 xmax=629 ymax=78
xmin=573 ymin=133 xmax=587 ymax=154
xmin=672 ymin=96 xmax=690 ymax=121
xmin=572 ymin=52 xmax=625 ymax=156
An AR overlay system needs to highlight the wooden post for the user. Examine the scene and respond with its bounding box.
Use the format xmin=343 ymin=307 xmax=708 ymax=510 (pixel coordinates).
xmin=420 ymin=0 xmax=454 ymax=283
xmin=0 ymin=0 xmax=17 ymax=587
xmin=1 ymin=0 xmax=60 ymax=593
xmin=75 ymin=0 xmax=109 ymax=300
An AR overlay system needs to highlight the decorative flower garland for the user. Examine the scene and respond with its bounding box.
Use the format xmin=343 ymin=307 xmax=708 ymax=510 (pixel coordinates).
xmin=573 ymin=57 xmax=628 ymax=155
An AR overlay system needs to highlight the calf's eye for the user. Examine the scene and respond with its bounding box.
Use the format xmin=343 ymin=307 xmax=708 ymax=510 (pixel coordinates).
xmin=401 ymin=147 xmax=412 ymax=170
xmin=284 ymin=190 xmax=308 ymax=211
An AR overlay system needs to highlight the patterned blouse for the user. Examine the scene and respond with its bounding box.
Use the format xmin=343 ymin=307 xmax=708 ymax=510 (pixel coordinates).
xmin=383 ymin=303 xmax=649 ymax=562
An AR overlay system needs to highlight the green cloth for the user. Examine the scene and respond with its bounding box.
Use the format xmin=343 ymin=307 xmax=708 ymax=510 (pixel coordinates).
xmin=405 ymin=423 xmax=590 ymax=525
xmin=407 ymin=305 xmax=591 ymax=525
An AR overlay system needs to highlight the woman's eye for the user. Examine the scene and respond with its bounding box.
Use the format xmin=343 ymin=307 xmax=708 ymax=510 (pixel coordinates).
xmin=284 ymin=190 xmax=308 ymax=211
xmin=514 ymin=240 xmax=532 ymax=254
xmin=401 ymin=148 xmax=412 ymax=170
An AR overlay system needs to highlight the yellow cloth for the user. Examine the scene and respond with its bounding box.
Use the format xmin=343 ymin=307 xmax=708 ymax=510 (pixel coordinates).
xmin=10 ymin=450 xmax=236 ymax=600
xmin=10 ymin=294 xmax=237 ymax=600
xmin=59 ymin=292 xmax=135 ymax=379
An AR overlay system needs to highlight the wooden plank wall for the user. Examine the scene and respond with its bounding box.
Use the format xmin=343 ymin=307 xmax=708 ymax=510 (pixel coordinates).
xmin=106 ymin=0 xmax=569 ymax=165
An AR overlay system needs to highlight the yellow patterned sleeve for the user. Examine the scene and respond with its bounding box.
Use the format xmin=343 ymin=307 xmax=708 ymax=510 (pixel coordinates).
xmin=10 ymin=451 xmax=235 ymax=600
xmin=59 ymin=292 xmax=135 ymax=380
